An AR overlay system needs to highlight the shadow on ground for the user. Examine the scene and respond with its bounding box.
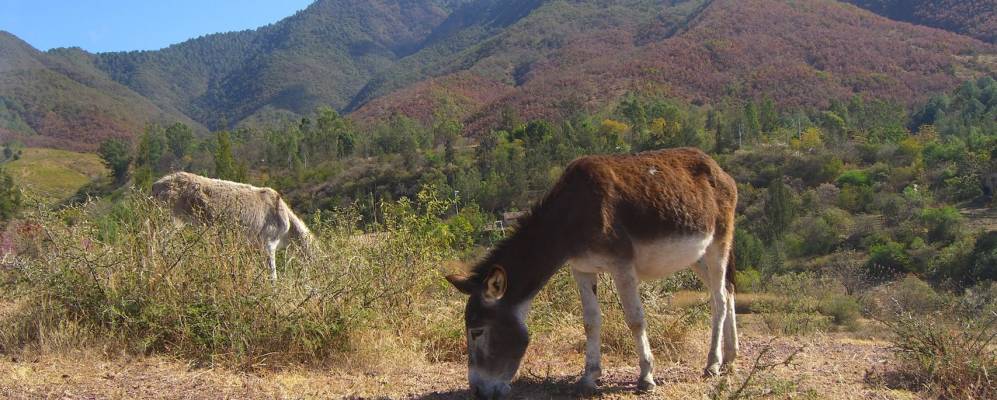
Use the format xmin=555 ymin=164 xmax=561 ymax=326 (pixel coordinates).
xmin=404 ymin=374 xmax=636 ymax=399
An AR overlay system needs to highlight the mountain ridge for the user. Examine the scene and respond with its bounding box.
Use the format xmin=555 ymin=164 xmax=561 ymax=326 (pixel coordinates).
xmin=0 ymin=0 xmax=994 ymax=149
xmin=843 ymin=0 xmax=996 ymax=44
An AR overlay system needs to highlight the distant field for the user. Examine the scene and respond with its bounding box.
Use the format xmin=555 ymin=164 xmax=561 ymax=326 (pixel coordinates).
xmin=3 ymin=147 xmax=107 ymax=205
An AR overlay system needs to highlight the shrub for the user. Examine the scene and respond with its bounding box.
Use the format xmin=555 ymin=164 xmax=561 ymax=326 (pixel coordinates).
xmin=818 ymin=294 xmax=861 ymax=330
xmin=0 ymin=187 xmax=471 ymax=368
xmin=735 ymin=268 xmax=763 ymax=293
xmin=836 ymin=169 xmax=871 ymax=187
xmin=943 ymin=174 xmax=982 ymax=202
xmin=866 ymin=276 xmax=947 ymax=318
xmin=919 ymin=206 xmax=963 ymax=244
xmin=838 ymin=183 xmax=875 ymax=212
xmin=882 ymin=308 xmax=996 ymax=398
xmin=867 ymin=240 xmax=913 ymax=277
xmin=754 ymin=272 xmax=834 ymax=335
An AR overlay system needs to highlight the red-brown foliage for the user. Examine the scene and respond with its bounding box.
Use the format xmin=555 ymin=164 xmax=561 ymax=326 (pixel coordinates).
xmin=356 ymin=0 xmax=995 ymax=134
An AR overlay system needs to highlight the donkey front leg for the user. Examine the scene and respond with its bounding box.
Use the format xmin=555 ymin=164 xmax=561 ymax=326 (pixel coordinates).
xmin=572 ymin=270 xmax=602 ymax=393
xmin=613 ymin=268 xmax=655 ymax=393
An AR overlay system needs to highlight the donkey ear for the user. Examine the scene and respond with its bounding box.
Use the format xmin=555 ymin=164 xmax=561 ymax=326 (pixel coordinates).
xmin=483 ymin=266 xmax=507 ymax=301
xmin=446 ymin=273 xmax=476 ymax=295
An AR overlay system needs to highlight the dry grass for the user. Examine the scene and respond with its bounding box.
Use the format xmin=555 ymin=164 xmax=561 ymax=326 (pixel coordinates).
xmin=0 ymin=189 xmax=986 ymax=399
xmin=0 ymin=315 xmax=911 ymax=399
xmin=0 ymin=189 xmax=470 ymax=370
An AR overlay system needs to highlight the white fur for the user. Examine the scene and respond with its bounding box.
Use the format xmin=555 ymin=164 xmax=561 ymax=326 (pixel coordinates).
xmin=152 ymin=172 xmax=318 ymax=282
xmin=569 ymin=234 xmax=713 ymax=278
xmin=568 ymin=232 xmax=735 ymax=389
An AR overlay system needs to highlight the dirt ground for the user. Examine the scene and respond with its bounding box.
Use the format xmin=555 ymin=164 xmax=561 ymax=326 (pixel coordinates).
xmin=0 ymin=314 xmax=917 ymax=400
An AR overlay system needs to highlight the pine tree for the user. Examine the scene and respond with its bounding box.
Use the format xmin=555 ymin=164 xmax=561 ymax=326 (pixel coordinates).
xmin=98 ymin=138 xmax=132 ymax=183
xmin=165 ymin=122 xmax=194 ymax=161
xmin=0 ymin=169 xmax=22 ymax=221
xmin=214 ymin=130 xmax=241 ymax=181
xmin=763 ymin=178 xmax=797 ymax=241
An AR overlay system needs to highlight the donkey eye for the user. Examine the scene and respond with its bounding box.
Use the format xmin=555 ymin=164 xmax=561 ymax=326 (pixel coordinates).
xmin=469 ymin=328 xmax=485 ymax=341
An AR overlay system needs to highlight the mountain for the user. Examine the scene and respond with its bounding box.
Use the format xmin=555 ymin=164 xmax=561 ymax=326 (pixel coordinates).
xmin=0 ymin=32 xmax=197 ymax=150
xmin=354 ymin=0 xmax=996 ymax=130
xmin=0 ymin=0 xmax=995 ymax=149
xmin=93 ymin=0 xmax=473 ymax=130
xmin=842 ymin=0 xmax=995 ymax=44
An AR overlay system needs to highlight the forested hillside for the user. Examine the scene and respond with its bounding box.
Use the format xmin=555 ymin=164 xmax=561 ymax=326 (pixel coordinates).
xmin=0 ymin=0 xmax=994 ymax=149
xmin=357 ymin=0 xmax=996 ymax=131
xmin=0 ymin=32 xmax=196 ymax=150
xmin=98 ymin=75 xmax=994 ymax=289
xmin=843 ymin=0 xmax=996 ymax=43
xmin=94 ymin=0 xmax=474 ymax=130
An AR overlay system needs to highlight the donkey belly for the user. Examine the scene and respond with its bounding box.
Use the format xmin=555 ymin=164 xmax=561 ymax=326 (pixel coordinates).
xmin=568 ymin=234 xmax=713 ymax=280
xmin=632 ymin=234 xmax=713 ymax=280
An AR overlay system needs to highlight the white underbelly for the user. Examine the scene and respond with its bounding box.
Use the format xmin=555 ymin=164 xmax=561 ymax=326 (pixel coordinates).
xmin=569 ymin=234 xmax=713 ymax=280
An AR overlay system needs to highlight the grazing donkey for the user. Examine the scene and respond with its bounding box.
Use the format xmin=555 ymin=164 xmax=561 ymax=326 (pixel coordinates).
xmin=447 ymin=148 xmax=737 ymax=398
xmin=152 ymin=172 xmax=317 ymax=281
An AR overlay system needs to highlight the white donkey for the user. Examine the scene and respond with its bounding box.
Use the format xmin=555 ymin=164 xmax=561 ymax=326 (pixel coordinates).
xmin=152 ymin=172 xmax=317 ymax=281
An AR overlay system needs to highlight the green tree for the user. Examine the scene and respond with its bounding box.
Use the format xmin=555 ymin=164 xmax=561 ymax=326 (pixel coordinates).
xmin=759 ymin=97 xmax=779 ymax=133
xmin=0 ymin=169 xmax=22 ymax=220
xmin=136 ymin=125 xmax=166 ymax=171
xmin=213 ymin=130 xmax=244 ymax=181
xmin=920 ymin=206 xmax=963 ymax=244
xmin=165 ymin=122 xmax=194 ymax=160
xmin=619 ymin=96 xmax=648 ymax=139
xmin=743 ymin=101 xmax=761 ymax=138
xmin=99 ymin=138 xmax=131 ymax=182
xmin=763 ymin=178 xmax=797 ymax=241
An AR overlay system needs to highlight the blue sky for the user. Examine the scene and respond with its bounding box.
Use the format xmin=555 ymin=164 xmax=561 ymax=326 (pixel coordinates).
xmin=0 ymin=0 xmax=314 ymax=53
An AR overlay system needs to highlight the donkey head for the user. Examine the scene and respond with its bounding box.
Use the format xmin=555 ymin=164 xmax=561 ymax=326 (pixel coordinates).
xmin=447 ymin=265 xmax=529 ymax=399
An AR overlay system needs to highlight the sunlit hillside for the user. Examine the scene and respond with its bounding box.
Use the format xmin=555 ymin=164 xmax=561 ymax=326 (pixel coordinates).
xmin=3 ymin=147 xmax=107 ymax=205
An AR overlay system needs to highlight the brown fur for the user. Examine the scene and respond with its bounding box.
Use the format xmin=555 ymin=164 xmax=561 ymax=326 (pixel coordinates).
xmin=448 ymin=147 xmax=739 ymax=397
xmin=463 ymin=147 xmax=737 ymax=301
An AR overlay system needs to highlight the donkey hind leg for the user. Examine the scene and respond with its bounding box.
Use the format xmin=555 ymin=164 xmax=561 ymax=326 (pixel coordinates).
xmin=266 ymin=238 xmax=280 ymax=283
xmin=572 ymin=270 xmax=602 ymax=393
xmin=722 ymin=272 xmax=739 ymax=370
xmin=612 ymin=267 xmax=655 ymax=393
xmin=693 ymin=242 xmax=733 ymax=377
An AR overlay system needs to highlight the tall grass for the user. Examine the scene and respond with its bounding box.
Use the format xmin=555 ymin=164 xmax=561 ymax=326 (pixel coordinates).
xmin=866 ymin=279 xmax=997 ymax=399
xmin=0 ymin=188 xmax=470 ymax=369
xmin=0 ymin=187 xmax=709 ymax=371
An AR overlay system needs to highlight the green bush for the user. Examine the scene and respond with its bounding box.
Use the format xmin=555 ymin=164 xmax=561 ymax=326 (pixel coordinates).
xmin=836 ymin=169 xmax=871 ymax=187
xmin=735 ymin=268 xmax=763 ymax=293
xmin=867 ymin=240 xmax=913 ymax=277
xmin=753 ymin=272 xmax=834 ymax=335
xmin=865 ymin=275 xmax=947 ymax=319
xmin=919 ymin=206 xmax=963 ymax=244
xmin=818 ymin=294 xmax=861 ymax=330
xmin=838 ymin=183 xmax=875 ymax=212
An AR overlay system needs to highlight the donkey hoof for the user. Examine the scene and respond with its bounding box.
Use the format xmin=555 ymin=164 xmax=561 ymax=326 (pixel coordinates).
xmin=575 ymin=378 xmax=599 ymax=396
xmin=703 ymin=365 xmax=722 ymax=378
xmin=636 ymin=377 xmax=656 ymax=393
xmin=721 ymin=362 xmax=737 ymax=375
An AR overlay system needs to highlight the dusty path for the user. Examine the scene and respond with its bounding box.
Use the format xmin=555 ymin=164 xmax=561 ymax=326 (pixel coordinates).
xmin=0 ymin=316 xmax=911 ymax=399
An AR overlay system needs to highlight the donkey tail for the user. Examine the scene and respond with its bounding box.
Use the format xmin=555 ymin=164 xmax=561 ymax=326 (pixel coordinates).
xmin=726 ymin=241 xmax=735 ymax=293
xmin=281 ymin=199 xmax=319 ymax=257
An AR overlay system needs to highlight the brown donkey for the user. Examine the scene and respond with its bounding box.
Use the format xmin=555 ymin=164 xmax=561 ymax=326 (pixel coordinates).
xmin=447 ymin=147 xmax=738 ymax=398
